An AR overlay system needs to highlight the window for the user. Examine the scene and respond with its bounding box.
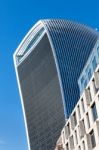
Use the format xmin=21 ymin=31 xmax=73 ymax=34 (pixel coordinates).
xmin=75 ymin=130 xmax=78 ymax=144
xmin=81 ymin=76 xmax=84 ymax=84
xmin=88 ymin=87 xmax=92 ymax=102
xmin=66 ymin=143 xmax=69 ymax=150
xmin=17 ymin=27 xmax=45 ymax=63
xmin=63 ymin=131 xmax=65 ymax=143
xmin=71 ymin=135 xmax=74 ymax=149
xmin=82 ymin=119 xmax=85 ymax=133
xmin=92 ymin=79 xmax=98 ymax=94
xmin=81 ymin=76 xmax=84 ymax=88
xmin=25 ymin=28 xmax=45 ymax=53
xmin=90 ymin=130 xmax=96 ymax=148
xmin=88 ymin=69 xmax=92 ymax=80
xmin=82 ymin=141 xmax=85 ymax=150
xmin=81 ymin=98 xmax=85 ymax=113
xmin=91 ymin=103 xmax=98 ymax=121
xmin=92 ymin=56 xmax=97 ymax=71
xmin=86 ymin=113 xmax=90 ymax=129
xmin=84 ymin=79 xmax=87 ymax=88
xmin=78 ymin=125 xmax=81 ymax=140
xmin=73 ymin=112 xmax=77 ymax=126
xmin=78 ymin=146 xmax=81 ymax=150
xmin=77 ymin=105 xmax=81 ymax=120
xmin=67 ymin=123 xmax=70 ymax=136
xmin=97 ymin=46 xmax=99 ymax=57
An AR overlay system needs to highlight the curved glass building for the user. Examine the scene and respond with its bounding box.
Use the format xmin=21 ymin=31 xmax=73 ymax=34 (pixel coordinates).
xmin=13 ymin=19 xmax=99 ymax=150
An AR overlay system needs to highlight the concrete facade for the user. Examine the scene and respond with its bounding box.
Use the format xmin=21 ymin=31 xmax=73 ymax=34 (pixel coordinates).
xmin=55 ymin=65 xmax=99 ymax=150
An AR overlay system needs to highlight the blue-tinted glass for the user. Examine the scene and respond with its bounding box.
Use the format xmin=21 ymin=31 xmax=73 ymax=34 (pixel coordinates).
xmin=92 ymin=103 xmax=98 ymax=121
xmin=88 ymin=69 xmax=92 ymax=80
xmin=42 ymin=20 xmax=98 ymax=117
xmin=81 ymin=76 xmax=84 ymax=85
xmin=97 ymin=46 xmax=99 ymax=57
xmin=84 ymin=79 xmax=87 ymax=88
xmin=17 ymin=27 xmax=45 ymax=63
xmin=25 ymin=28 xmax=44 ymax=53
xmin=92 ymin=57 xmax=97 ymax=70
xmin=16 ymin=20 xmax=99 ymax=118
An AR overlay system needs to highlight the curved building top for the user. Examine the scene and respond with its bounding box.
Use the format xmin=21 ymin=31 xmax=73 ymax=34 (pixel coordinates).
xmin=14 ymin=19 xmax=99 ymax=117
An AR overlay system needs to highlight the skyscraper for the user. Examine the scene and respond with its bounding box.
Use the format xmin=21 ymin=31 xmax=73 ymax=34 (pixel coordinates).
xmin=13 ymin=19 xmax=99 ymax=150
xmin=55 ymin=44 xmax=99 ymax=150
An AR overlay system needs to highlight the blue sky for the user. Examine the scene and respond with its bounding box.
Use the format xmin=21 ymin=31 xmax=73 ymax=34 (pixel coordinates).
xmin=0 ymin=0 xmax=99 ymax=149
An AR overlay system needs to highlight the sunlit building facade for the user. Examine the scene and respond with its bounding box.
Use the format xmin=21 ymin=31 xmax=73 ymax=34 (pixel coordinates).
xmin=13 ymin=20 xmax=99 ymax=150
xmin=55 ymin=46 xmax=99 ymax=150
xmin=78 ymin=39 xmax=99 ymax=95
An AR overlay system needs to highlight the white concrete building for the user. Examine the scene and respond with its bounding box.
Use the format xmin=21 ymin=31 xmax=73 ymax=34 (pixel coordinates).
xmin=55 ymin=65 xmax=99 ymax=150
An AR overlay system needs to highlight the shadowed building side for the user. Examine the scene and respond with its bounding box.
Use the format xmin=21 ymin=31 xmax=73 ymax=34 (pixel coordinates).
xmin=16 ymin=34 xmax=65 ymax=150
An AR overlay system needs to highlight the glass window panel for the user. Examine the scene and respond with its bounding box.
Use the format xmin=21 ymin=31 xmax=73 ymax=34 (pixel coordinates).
xmin=92 ymin=56 xmax=97 ymax=70
xmin=91 ymin=103 xmax=98 ymax=121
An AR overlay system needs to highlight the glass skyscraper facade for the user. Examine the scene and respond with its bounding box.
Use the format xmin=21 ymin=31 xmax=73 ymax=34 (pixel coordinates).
xmin=13 ymin=19 xmax=99 ymax=150
xmin=78 ymin=39 xmax=99 ymax=94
